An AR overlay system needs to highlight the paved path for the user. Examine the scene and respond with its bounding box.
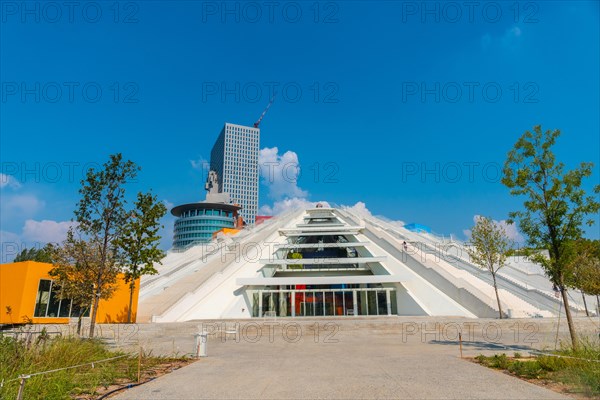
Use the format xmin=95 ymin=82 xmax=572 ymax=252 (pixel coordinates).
xmin=113 ymin=319 xmax=575 ymax=399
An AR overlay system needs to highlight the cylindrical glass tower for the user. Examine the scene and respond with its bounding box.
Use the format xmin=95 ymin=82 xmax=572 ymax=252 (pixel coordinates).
xmin=171 ymin=203 xmax=241 ymax=249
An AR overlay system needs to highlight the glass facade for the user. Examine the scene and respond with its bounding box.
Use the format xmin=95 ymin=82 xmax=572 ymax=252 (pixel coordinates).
xmin=33 ymin=279 xmax=89 ymax=318
xmin=172 ymin=206 xmax=236 ymax=249
xmin=250 ymin=286 xmax=397 ymax=317
xmin=244 ymin=209 xmax=401 ymax=318
xmin=210 ymin=123 xmax=259 ymax=225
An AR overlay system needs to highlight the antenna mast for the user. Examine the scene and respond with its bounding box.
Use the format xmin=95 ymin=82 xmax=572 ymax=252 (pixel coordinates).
xmin=253 ymin=92 xmax=276 ymax=128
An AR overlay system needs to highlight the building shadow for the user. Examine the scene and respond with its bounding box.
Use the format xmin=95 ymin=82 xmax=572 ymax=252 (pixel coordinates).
xmin=429 ymin=339 xmax=535 ymax=352
xmin=102 ymin=305 xmax=135 ymax=324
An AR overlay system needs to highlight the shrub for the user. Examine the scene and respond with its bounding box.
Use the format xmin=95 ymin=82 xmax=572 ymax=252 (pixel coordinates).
xmin=537 ymin=355 xmax=567 ymax=372
xmin=475 ymin=354 xmax=487 ymax=364
xmin=508 ymin=360 xmax=544 ymax=379
xmin=0 ymin=334 xmax=186 ymax=399
xmin=490 ymin=353 xmax=509 ymax=369
xmin=474 ymin=339 xmax=600 ymax=397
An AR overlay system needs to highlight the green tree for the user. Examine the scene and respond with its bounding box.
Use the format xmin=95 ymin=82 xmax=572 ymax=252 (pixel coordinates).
xmin=13 ymin=245 xmax=53 ymax=263
xmin=117 ymin=192 xmax=167 ymax=323
xmin=48 ymin=234 xmax=118 ymax=335
xmin=70 ymin=153 xmax=139 ymax=337
xmin=501 ymin=126 xmax=600 ymax=349
xmin=568 ymin=239 xmax=600 ymax=316
xmin=467 ymin=216 xmax=513 ymax=319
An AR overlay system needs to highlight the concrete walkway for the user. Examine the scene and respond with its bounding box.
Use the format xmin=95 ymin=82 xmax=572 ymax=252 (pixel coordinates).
xmin=111 ymin=318 xmax=585 ymax=399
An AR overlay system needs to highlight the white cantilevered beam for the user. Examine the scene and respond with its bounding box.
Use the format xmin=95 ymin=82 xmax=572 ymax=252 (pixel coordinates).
xmin=280 ymin=228 xmax=365 ymax=237
xmin=259 ymin=256 xmax=386 ymax=265
xmin=295 ymin=223 xmax=345 ymax=228
xmin=274 ymin=242 xmax=370 ymax=249
xmin=280 ymin=226 xmax=364 ymax=233
xmin=237 ymin=275 xmax=408 ymax=286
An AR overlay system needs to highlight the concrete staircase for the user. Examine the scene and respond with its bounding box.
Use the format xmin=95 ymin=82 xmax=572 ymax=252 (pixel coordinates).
xmin=137 ymin=209 xmax=304 ymax=322
xmin=360 ymin=213 xmax=596 ymax=318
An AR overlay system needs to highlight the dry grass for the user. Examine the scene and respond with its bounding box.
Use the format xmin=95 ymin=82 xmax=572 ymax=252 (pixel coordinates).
xmin=0 ymin=332 xmax=193 ymax=399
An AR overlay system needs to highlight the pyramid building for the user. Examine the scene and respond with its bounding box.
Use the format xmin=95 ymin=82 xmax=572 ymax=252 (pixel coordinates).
xmin=137 ymin=205 xmax=596 ymax=322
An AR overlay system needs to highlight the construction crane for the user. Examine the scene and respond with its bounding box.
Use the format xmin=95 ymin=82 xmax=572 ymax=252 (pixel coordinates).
xmin=253 ymin=92 xmax=276 ymax=128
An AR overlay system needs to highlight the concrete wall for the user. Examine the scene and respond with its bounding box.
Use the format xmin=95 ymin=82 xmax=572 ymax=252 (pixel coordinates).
xmin=363 ymin=230 xmax=499 ymax=318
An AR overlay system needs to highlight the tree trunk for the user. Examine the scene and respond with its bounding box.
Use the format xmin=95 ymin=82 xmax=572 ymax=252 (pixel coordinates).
xmin=596 ymin=295 xmax=599 ymax=316
xmin=492 ymin=272 xmax=503 ymax=319
xmin=89 ymin=291 xmax=100 ymax=338
xmin=581 ymin=290 xmax=589 ymax=317
xmin=77 ymin=312 xmax=83 ymax=336
xmin=560 ymin=286 xmax=578 ymax=350
xmin=127 ymin=281 xmax=135 ymax=323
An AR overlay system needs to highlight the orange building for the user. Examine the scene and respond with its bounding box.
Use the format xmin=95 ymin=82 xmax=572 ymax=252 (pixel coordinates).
xmin=0 ymin=261 xmax=139 ymax=325
xmin=211 ymin=227 xmax=241 ymax=240
xmin=255 ymin=215 xmax=273 ymax=225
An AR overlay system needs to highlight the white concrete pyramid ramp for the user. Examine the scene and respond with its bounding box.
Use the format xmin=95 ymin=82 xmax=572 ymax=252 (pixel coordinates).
xmin=162 ymin=212 xmax=305 ymax=321
xmin=137 ymin=209 xmax=304 ymax=322
xmin=337 ymin=214 xmax=475 ymax=317
xmin=137 ymin=203 xmax=588 ymax=322
xmin=357 ymin=209 xmax=596 ymax=318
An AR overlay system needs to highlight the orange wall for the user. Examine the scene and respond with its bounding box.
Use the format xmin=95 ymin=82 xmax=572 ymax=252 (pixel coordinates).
xmin=96 ymin=275 xmax=140 ymax=324
xmin=0 ymin=261 xmax=139 ymax=324
xmin=0 ymin=261 xmax=30 ymax=324
xmin=212 ymin=227 xmax=240 ymax=239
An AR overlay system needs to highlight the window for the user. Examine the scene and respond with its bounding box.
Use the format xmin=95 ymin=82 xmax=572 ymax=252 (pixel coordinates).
xmin=34 ymin=279 xmax=51 ymax=317
xmin=33 ymin=279 xmax=89 ymax=318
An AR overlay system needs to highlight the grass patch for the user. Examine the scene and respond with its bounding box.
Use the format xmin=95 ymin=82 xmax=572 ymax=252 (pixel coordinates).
xmin=473 ymin=339 xmax=600 ymax=398
xmin=0 ymin=332 xmax=190 ymax=399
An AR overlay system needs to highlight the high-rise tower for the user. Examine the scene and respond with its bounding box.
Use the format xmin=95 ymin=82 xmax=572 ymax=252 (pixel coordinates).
xmin=209 ymin=123 xmax=260 ymax=225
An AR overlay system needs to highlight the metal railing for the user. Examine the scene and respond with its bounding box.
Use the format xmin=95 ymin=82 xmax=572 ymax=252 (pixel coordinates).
xmin=1 ymin=352 xmax=130 ymax=400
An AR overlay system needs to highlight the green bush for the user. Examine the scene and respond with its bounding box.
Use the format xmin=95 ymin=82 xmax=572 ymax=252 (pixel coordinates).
xmin=537 ymin=355 xmax=567 ymax=372
xmin=552 ymin=339 xmax=600 ymax=397
xmin=490 ymin=353 xmax=509 ymax=369
xmin=0 ymin=334 xmax=185 ymax=399
xmin=474 ymin=339 xmax=600 ymax=397
xmin=475 ymin=354 xmax=487 ymax=364
xmin=507 ymin=360 xmax=544 ymax=379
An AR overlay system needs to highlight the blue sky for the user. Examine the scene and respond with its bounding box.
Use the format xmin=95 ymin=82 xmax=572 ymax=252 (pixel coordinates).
xmin=1 ymin=1 xmax=599 ymax=260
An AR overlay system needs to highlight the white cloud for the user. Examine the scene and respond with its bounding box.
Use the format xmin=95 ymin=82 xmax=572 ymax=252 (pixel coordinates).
xmin=158 ymin=216 xmax=176 ymax=251
xmin=259 ymin=197 xmax=314 ymax=216
xmin=0 ymin=181 xmax=58 ymax=261
xmin=0 ymin=230 xmax=21 ymax=245
xmin=468 ymin=215 xmax=524 ymax=243
xmin=163 ymin=199 xmax=175 ymax=210
xmin=481 ymin=25 xmax=523 ymax=51
xmin=259 ymin=147 xmax=308 ymax=200
xmin=0 ymin=220 xmax=75 ymax=262
xmin=502 ymin=26 xmax=522 ymax=47
xmin=506 ymin=26 xmax=522 ymax=38
xmin=344 ymin=202 xmax=405 ymax=226
xmin=191 ymin=157 xmax=210 ymax=171
xmin=497 ymin=220 xmax=524 ymax=243
xmin=22 ymin=219 xmax=76 ymax=243
xmin=0 ymin=230 xmax=24 ymax=263
xmin=158 ymin=199 xmax=176 ymax=251
xmin=0 ymin=177 xmax=44 ymax=221
xmin=1 ymin=194 xmax=45 ymax=218
xmin=387 ymin=219 xmax=407 ymax=229
xmin=345 ymin=201 xmax=372 ymax=217
xmin=0 ymin=173 xmax=22 ymax=190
